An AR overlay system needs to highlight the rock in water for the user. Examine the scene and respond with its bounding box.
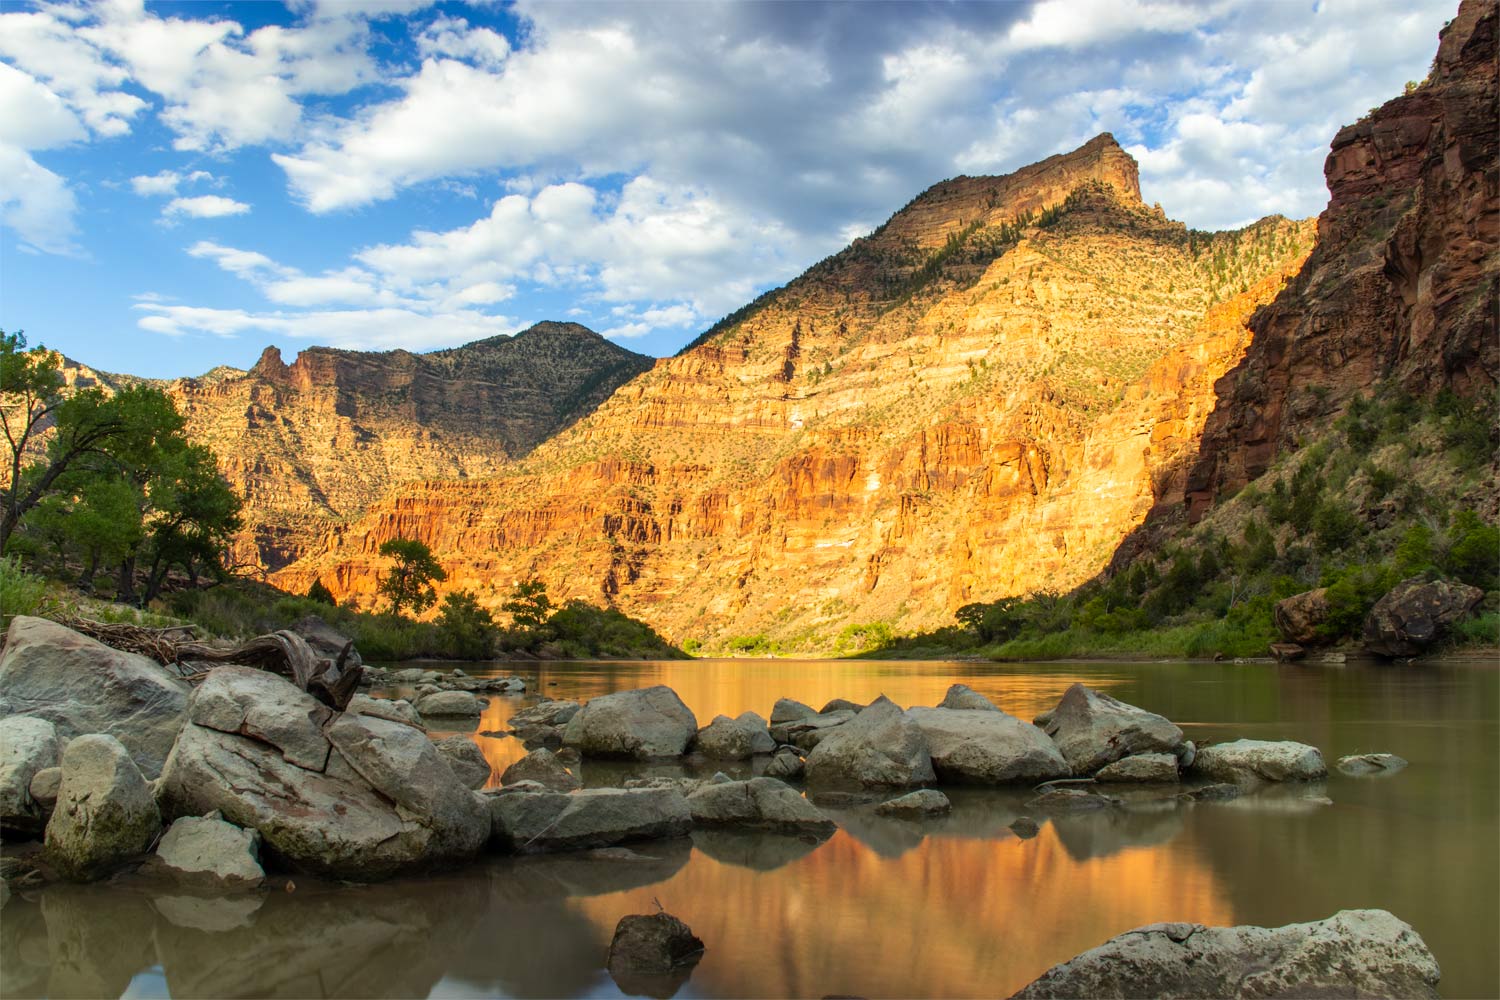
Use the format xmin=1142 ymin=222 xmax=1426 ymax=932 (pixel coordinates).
xmin=433 ymin=736 xmax=492 ymax=789
xmin=1039 ymin=683 xmax=1184 ymax=775
xmin=508 ymin=699 xmax=581 ymax=728
xmin=693 ymin=712 xmax=775 ymax=759
xmin=415 ymin=690 xmax=482 ymax=718
xmin=562 ymin=686 xmax=698 ymax=759
xmin=875 ymin=789 xmax=952 ymax=818
xmin=155 ymin=812 xmax=265 ymax=886
xmin=0 ymin=616 xmax=188 ymax=779
xmin=1189 ymin=739 xmax=1326 ymax=783
xmin=1337 ymin=753 xmax=1409 ymax=777
xmin=905 ymin=707 xmax=1070 ymax=784
xmin=488 ymin=787 xmax=691 ymax=853
xmin=769 ymin=698 xmax=818 ymax=724
xmin=1095 ymin=752 xmax=1180 ymax=783
xmin=45 ymin=734 xmax=161 ymax=881
xmin=1363 ymin=578 xmax=1484 ymax=657
xmin=347 ymin=694 xmax=424 ymax=728
xmin=1009 ymin=817 xmax=1040 ymax=839
xmin=0 ymin=715 xmax=61 ymax=834
xmin=937 ymin=684 xmax=1001 ymax=712
xmin=685 ymin=778 xmax=836 ymax=835
xmin=764 ymin=747 xmax=805 ymax=781
xmin=499 ymin=747 xmax=581 ymax=792
xmin=804 ymin=696 xmax=934 ymax=789
xmin=608 ymin=911 xmax=704 ymax=997
xmin=1009 ymin=909 xmax=1441 ymax=999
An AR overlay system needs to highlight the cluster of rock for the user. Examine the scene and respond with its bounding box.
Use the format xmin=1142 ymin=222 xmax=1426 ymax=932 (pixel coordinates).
xmin=1273 ymin=577 xmax=1484 ymax=660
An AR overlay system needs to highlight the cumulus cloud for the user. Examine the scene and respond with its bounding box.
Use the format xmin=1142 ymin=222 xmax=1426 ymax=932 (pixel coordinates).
xmin=134 ymin=301 xmax=514 ymax=352
xmin=164 ymin=195 xmax=251 ymax=219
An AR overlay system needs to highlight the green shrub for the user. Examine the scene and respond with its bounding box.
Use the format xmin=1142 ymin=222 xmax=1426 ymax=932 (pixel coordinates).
xmin=0 ymin=555 xmax=49 ymax=627
xmin=1444 ymin=510 xmax=1500 ymax=590
xmin=1312 ymin=499 xmax=1360 ymax=554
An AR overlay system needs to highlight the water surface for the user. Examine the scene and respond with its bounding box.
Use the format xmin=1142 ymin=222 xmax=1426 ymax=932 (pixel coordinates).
xmin=3 ymin=658 xmax=1496 ymax=998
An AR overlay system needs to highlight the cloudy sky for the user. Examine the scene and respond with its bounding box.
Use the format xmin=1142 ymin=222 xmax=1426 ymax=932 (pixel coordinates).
xmin=0 ymin=0 xmax=1455 ymax=377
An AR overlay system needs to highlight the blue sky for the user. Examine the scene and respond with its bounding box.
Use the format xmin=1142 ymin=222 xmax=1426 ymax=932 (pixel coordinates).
xmin=0 ymin=0 xmax=1455 ymax=378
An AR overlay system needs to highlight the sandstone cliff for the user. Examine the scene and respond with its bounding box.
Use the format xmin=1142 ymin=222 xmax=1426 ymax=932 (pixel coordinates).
xmin=273 ymin=135 xmax=1317 ymax=648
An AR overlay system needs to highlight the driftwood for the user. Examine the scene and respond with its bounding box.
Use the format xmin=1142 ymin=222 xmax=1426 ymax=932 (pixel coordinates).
xmin=54 ymin=614 xmax=361 ymax=711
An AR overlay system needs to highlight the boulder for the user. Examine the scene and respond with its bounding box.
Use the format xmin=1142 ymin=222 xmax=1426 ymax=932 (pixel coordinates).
xmin=190 ymin=666 xmax=332 ymax=770
xmin=764 ymin=748 xmax=805 ymax=781
xmin=1025 ymin=788 xmax=1119 ymax=812
xmin=0 ymin=715 xmax=61 ymax=833
xmin=29 ymin=765 xmax=61 ymax=811
xmin=45 ymin=734 xmax=161 ymax=881
xmin=561 ymin=686 xmax=697 ymax=759
xmin=289 ymin=615 xmax=361 ymax=669
xmin=1273 ymin=588 xmax=1331 ymax=644
xmin=500 ymin=748 xmax=581 ymax=792
xmin=415 ymin=690 xmax=482 ymax=718
xmin=0 ymin=616 xmax=189 ymax=778
xmin=1010 ymin=909 xmax=1440 ymax=999
xmin=875 ymin=789 xmax=951 ymax=818
xmin=347 ymin=694 xmax=423 ymax=728
xmin=769 ymin=697 xmax=818 ymax=724
xmin=1337 ymin=753 xmax=1409 ymax=777
xmin=685 ymin=778 xmax=836 ymax=836
xmin=937 ymin=684 xmax=1001 ymax=712
xmin=772 ymin=709 xmax=855 ymax=749
xmin=906 ymin=707 xmax=1070 ymax=784
xmin=1039 ymin=683 xmax=1184 ymax=775
xmin=819 ymin=698 xmax=865 ymax=714
xmin=508 ymin=699 xmax=581 ymax=728
xmin=1363 ymin=578 xmax=1484 ymax=657
xmin=608 ymin=912 xmax=704 ymax=996
xmin=693 ymin=712 xmax=775 ymax=759
xmin=432 ymin=736 xmax=492 ymax=789
xmin=804 ymin=695 xmax=934 ymax=789
xmin=1009 ymin=817 xmax=1040 ymax=839
xmin=155 ymin=812 xmax=264 ymax=886
xmin=488 ymin=787 xmax=691 ymax=853
xmin=1190 ymin=740 xmax=1326 ymax=783
xmin=1095 ymin=752 xmax=1180 ymax=783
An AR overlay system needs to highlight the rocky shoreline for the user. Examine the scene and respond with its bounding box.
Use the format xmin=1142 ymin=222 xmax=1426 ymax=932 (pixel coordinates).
xmin=0 ymin=614 xmax=1443 ymax=996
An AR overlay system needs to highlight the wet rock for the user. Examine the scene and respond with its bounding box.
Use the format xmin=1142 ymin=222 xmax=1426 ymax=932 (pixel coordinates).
xmin=769 ymin=697 xmax=818 ymax=724
xmin=1009 ymin=817 xmax=1040 ymax=839
xmin=607 ymin=912 xmax=704 ymax=997
xmin=1024 ymin=788 xmax=1119 ymax=813
xmin=693 ymin=711 xmax=775 ymax=759
xmin=875 ymin=789 xmax=951 ymax=818
xmin=191 ymin=665 xmax=332 ymax=770
xmin=686 ymin=777 xmax=836 ymax=836
xmin=500 ymin=748 xmax=581 ymax=792
xmin=415 ymin=690 xmax=482 ymax=718
xmin=347 ymin=694 xmax=423 ymax=729
xmin=906 ymin=707 xmax=1070 ymax=784
xmin=155 ymin=812 xmax=265 ymax=886
xmin=690 ymin=827 xmax=825 ymax=871
xmin=1273 ymin=588 xmax=1331 ymax=644
xmin=804 ymin=696 xmax=934 ymax=789
xmin=1363 ymin=577 xmax=1484 ymax=657
xmin=1009 ymin=909 xmax=1440 ymax=999
xmin=289 ymin=615 xmax=361 ymax=669
xmin=0 ymin=616 xmax=189 ymax=779
xmin=764 ymin=747 xmax=805 ymax=781
xmin=488 ymin=787 xmax=691 ymax=853
xmin=508 ymin=699 xmax=582 ymax=728
xmin=624 ymin=776 xmax=705 ymax=794
xmin=1190 ymin=739 xmax=1326 ymax=783
xmin=45 ymin=734 xmax=161 ymax=881
xmin=937 ymin=683 xmax=1001 ymax=712
xmin=1337 ymin=753 xmax=1409 ymax=777
xmin=562 ymin=686 xmax=697 ymax=759
xmin=1180 ymin=782 xmax=1242 ymax=802
xmin=1038 ymin=683 xmax=1185 ymax=775
xmin=432 ymin=736 xmax=492 ymax=789
xmin=1095 ymin=752 xmax=1180 ymax=783
xmin=1269 ymin=642 xmax=1306 ymax=662
xmin=554 ymin=746 xmax=582 ymax=767
xmin=1 ymin=715 xmax=61 ymax=834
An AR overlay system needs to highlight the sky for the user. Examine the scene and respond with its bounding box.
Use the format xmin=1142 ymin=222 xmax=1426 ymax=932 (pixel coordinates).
xmin=0 ymin=0 xmax=1457 ymax=379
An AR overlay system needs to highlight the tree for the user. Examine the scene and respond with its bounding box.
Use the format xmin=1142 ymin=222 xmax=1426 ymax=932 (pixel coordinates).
xmin=376 ymin=538 xmax=446 ymax=618
xmin=502 ymin=577 xmax=553 ymax=630
xmin=307 ymin=579 xmax=336 ymax=605
xmin=435 ymin=590 xmax=497 ymax=658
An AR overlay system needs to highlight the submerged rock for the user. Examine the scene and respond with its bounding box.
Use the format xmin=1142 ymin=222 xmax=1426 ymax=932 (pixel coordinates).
xmin=1010 ymin=909 xmax=1440 ymax=999
xmin=906 ymin=707 xmax=1070 ymax=784
xmin=45 ymin=734 xmax=161 ymax=881
xmin=1009 ymin=816 xmax=1040 ymax=839
xmin=1039 ymin=683 xmax=1184 ymax=775
xmin=155 ymin=812 xmax=265 ymax=886
xmin=804 ymin=696 xmax=934 ymax=789
xmin=693 ymin=712 xmax=775 ymax=759
xmin=1025 ymin=788 xmax=1119 ymax=813
xmin=562 ymin=686 xmax=697 ymax=759
xmin=686 ymin=777 xmax=835 ymax=836
xmin=0 ymin=715 xmax=61 ymax=834
xmin=1337 ymin=753 xmax=1409 ymax=777
xmin=488 ymin=786 xmax=691 ymax=853
xmin=1189 ymin=739 xmax=1326 ymax=783
xmin=874 ymin=789 xmax=951 ymax=818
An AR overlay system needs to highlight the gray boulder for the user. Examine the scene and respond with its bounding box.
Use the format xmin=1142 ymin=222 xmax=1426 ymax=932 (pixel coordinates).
xmin=906 ymin=707 xmax=1070 ymax=784
xmin=0 ymin=715 xmax=61 ymax=833
xmin=508 ymin=699 xmax=581 ymax=728
xmin=500 ymin=748 xmax=580 ymax=792
xmin=773 ymin=709 xmax=855 ymax=749
xmin=1273 ymin=588 xmax=1331 ymax=644
xmin=29 ymin=765 xmax=61 ymax=812
xmin=686 ymin=777 xmax=835 ymax=835
xmin=562 ymin=686 xmax=697 ymax=759
xmin=155 ymin=812 xmax=265 ymax=886
xmin=1039 ymin=683 xmax=1184 ymax=775
xmin=1363 ymin=578 xmax=1484 ymax=657
xmin=875 ymin=789 xmax=952 ymax=818
xmin=1025 ymin=788 xmax=1119 ymax=812
xmin=1010 ymin=909 xmax=1440 ymax=999
xmin=764 ymin=748 xmax=805 ymax=781
xmin=488 ymin=787 xmax=691 ymax=853
xmin=45 ymin=734 xmax=161 ymax=881
xmin=1190 ymin=739 xmax=1326 ymax=783
xmin=769 ymin=697 xmax=818 ymax=724
xmin=191 ymin=665 xmax=332 ymax=770
xmin=1337 ymin=753 xmax=1409 ymax=777
xmin=347 ymin=694 xmax=423 ymax=728
xmin=415 ymin=690 xmax=481 ymax=718
xmin=289 ymin=615 xmax=361 ymax=669
xmin=0 ymin=616 xmax=188 ymax=778
xmin=693 ymin=712 xmax=775 ymax=759
xmin=819 ymin=698 xmax=865 ymax=714
xmin=1095 ymin=752 xmax=1181 ymax=783
xmin=938 ymin=684 xmax=1001 ymax=712
xmin=804 ymin=695 xmax=934 ymax=789
xmin=608 ymin=911 xmax=704 ymax=996
xmin=432 ymin=735 xmax=492 ymax=789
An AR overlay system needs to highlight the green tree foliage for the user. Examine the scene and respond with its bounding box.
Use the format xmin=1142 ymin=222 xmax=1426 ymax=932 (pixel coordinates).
xmin=502 ymin=577 xmax=553 ymax=629
xmin=306 ymin=579 xmax=336 ymax=605
xmin=435 ymin=589 xmax=497 ymax=658
xmin=376 ymin=538 xmax=446 ymax=618
xmin=1445 ymin=510 xmax=1500 ymax=590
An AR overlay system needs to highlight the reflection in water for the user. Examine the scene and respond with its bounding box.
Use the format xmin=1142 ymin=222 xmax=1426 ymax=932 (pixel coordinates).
xmin=2 ymin=658 xmax=1495 ymax=998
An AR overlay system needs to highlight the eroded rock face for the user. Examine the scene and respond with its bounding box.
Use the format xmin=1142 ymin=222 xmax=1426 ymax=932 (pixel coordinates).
xmin=45 ymin=735 xmax=161 ymax=881
xmin=906 ymin=707 xmax=1070 ymax=784
xmin=0 ymin=616 xmax=188 ymax=779
xmin=694 ymin=712 xmax=775 ymax=759
xmin=1363 ymin=578 xmax=1484 ymax=657
xmin=1010 ymin=909 xmax=1441 ymax=999
xmin=562 ymin=686 xmax=697 ymax=759
xmin=1040 ymin=684 xmax=1184 ymax=776
xmin=155 ymin=812 xmax=265 ymax=886
xmin=488 ymin=787 xmax=691 ymax=853
xmin=1190 ymin=740 xmax=1327 ymax=784
xmin=685 ymin=778 xmax=836 ymax=836
xmin=804 ymin=696 xmax=934 ymax=789
xmin=0 ymin=715 xmax=60 ymax=834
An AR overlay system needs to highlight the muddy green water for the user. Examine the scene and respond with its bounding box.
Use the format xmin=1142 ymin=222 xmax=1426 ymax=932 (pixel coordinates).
xmin=3 ymin=658 xmax=1497 ymax=998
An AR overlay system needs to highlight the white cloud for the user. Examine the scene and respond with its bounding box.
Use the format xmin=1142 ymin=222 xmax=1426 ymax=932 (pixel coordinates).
xmin=164 ymin=195 xmax=251 ymax=218
xmin=130 ymin=169 xmax=215 ymax=197
xmin=134 ymin=301 xmax=514 ymax=351
xmin=0 ymin=144 xmax=79 ymax=255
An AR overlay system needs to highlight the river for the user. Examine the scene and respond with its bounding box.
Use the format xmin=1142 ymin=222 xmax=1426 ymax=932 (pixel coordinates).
xmin=3 ymin=657 xmax=1496 ymax=998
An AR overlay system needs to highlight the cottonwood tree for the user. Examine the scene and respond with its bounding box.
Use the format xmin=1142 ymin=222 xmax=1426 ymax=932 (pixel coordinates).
xmin=376 ymin=538 xmax=446 ymax=618
xmin=502 ymin=577 xmax=553 ymax=629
